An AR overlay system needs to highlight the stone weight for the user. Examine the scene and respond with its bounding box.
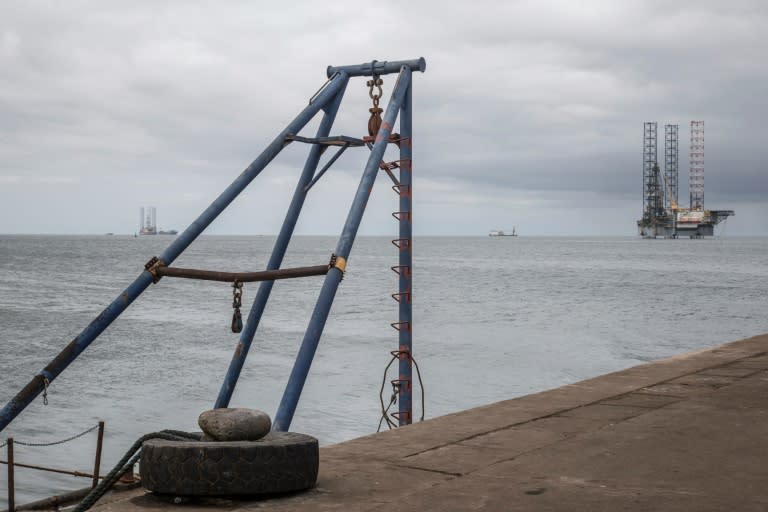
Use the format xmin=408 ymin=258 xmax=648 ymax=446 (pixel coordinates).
xmin=198 ymin=408 xmax=271 ymax=441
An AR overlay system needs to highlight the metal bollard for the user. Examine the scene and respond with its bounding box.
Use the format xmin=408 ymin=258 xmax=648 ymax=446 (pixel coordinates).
xmin=7 ymin=438 xmax=14 ymax=512
xmin=119 ymin=463 xmax=136 ymax=484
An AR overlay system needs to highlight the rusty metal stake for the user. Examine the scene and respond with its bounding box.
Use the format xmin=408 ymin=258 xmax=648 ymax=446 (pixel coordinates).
xmin=119 ymin=464 xmax=136 ymax=484
xmin=92 ymin=421 xmax=104 ymax=489
xmin=7 ymin=438 xmax=14 ymax=512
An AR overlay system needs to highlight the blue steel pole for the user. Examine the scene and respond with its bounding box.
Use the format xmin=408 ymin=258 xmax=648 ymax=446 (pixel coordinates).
xmin=327 ymin=57 xmax=426 ymax=78
xmin=215 ymin=74 xmax=350 ymax=408
xmin=0 ymin=73 xmax=347 ymax=433
xmin=273 ymin=67 xmax=413 ymax=432
xmin=397 ymin=80 xmax=413 ymax=426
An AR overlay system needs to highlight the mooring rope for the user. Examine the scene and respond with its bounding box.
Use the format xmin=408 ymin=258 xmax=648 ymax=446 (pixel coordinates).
xmin=72 ymin=430 xmax=199 ymax=512
xmin=1 ymin=424 xmax=99 ymax=448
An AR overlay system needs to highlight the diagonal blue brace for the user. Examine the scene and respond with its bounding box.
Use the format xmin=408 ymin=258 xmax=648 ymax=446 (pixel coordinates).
xmin=0 ymin=72 xmax=348 ymax=433
xmin=273 ymin=66 xmax=414 ymax=432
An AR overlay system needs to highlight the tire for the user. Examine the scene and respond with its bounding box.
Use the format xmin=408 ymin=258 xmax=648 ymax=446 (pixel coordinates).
xmin=139 ymin=432 xmax=318 ymax=496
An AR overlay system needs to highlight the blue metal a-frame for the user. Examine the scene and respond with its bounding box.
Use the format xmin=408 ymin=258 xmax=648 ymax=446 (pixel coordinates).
xmin=0 ymin=58 xmax=425 ymax=433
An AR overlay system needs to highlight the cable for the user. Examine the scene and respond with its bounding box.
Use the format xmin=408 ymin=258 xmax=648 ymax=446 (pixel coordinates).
xmin=377 ymin=351 xmax=426 ymax=430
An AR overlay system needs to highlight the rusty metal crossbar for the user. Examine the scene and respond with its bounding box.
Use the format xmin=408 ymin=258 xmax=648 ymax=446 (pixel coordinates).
xmin=284 ymin=134 xmax=365 ymax=147
xmin=0 ymin=458 xmax=96 ymax=479
xmin=154 ymin=264 xmax=329 ymax=283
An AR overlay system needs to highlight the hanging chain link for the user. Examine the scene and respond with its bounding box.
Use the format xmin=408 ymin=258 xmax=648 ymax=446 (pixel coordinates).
xmin=367 ymin=75 xmax=384 ymax=137
xmin=42 ymin=376 xmax=50 ymax=405
xmin=231 ymin=280 xmax=243 ymax=333
xmin=4 ymin=423 xmax=99 ymax=448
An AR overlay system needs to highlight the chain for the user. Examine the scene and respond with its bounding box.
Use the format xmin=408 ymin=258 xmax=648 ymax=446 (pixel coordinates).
xmin=231 ymin=280 xmax=243 ymax=333
xmin=368 ymin=75 xmax=383 ymax=105
xmin=42 ymin=376 xmax=50 ymax=405
xmin=367 ymin=75 xmax=384 ymax=137
xmin=5 ymin=424 xmax=99 ymax=447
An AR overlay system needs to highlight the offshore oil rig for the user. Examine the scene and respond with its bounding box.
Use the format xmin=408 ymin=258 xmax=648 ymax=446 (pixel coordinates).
xmin=637 ymin=121 xmax=734 ymax=238
xmin=139 ymin=206 xmax=178 ymax=235
xmin=139 ymin=206 xmax=157 ymax=235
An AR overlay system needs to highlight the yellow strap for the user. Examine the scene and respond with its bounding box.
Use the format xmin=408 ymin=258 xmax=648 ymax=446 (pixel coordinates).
xmin=333 ymin=256 xmax=347 ymax=273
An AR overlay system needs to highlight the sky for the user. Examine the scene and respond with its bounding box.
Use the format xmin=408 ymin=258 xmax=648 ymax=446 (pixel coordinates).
xmin=1 ymin=1 xmax=766 ymax=236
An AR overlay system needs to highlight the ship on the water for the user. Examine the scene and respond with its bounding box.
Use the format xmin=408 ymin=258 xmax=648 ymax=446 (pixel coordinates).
xmin=489 ymin=227 xmax=517 ymax=237
xmin=139 ymin=206 xmax=176 ymax=235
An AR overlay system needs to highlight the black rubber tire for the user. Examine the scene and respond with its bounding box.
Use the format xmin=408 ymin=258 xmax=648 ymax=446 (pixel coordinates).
xmin=139 ymin=432 xmax=318 ymax=496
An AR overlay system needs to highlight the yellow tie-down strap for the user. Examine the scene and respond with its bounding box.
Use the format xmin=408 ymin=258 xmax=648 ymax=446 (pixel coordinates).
xmin=333 ymin=256 xmax=347 ymax=273
xmin=329 ymin=254 xmax=347 ymax=274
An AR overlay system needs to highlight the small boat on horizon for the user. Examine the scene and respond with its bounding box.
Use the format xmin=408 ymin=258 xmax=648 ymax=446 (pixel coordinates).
xmin=489 ymin=227 xmax=517 ymax=237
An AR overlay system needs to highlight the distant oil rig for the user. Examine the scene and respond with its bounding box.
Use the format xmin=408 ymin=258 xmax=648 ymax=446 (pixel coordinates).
xmin=637 ymin=121 xmax=734 ymax=238
xmin=139 ymin=206 xmax=177 ymax=235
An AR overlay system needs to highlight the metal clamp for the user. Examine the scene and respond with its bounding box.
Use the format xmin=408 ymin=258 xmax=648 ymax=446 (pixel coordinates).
xmin=328 ymin=254 xmax=347 ymax=279
xmin=143 ymin=256 xmax=166 ymax=283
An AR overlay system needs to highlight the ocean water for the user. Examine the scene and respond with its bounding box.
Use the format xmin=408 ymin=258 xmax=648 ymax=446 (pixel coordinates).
xmin=1 ymin=234 xmax=767 ymax=505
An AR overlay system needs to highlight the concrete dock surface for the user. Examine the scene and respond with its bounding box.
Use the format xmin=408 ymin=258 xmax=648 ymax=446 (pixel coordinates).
xmin=92 ymin=333 xmax=768 ymax=511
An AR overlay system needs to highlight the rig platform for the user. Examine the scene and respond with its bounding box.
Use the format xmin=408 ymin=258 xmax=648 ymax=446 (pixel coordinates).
xmin=638 ymin=208 xmax=735 ymax=238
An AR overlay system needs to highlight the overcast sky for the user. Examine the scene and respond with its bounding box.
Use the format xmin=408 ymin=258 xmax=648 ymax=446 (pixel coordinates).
xmin=1 ymin=1 xmax=766 ymax=236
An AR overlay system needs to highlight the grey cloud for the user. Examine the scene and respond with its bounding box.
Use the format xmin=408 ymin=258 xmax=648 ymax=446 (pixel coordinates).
xmin=1 ymin=1 xmax=766 ymax=235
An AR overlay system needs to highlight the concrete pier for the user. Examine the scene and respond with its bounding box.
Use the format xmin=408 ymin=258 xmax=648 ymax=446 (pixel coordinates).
xmin=90 ymin=334 xmax=768 ymax=511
